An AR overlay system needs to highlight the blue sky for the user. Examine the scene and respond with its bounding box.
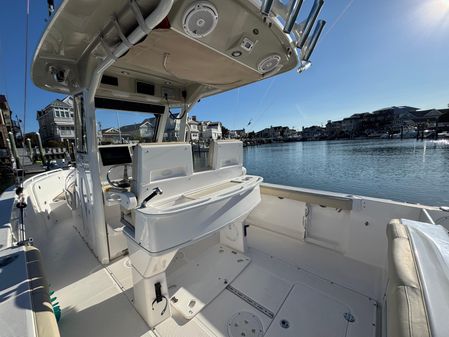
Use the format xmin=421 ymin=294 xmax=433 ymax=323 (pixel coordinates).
xmin=1 ymin=0 xmax=449 ymax=133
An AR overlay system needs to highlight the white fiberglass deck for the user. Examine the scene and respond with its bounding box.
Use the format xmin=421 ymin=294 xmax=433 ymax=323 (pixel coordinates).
xmin=35 ymin=217 xmax=377 ymax=337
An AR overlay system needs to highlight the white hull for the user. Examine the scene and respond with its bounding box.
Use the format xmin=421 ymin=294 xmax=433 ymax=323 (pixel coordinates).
xmin=2 ymin=169 xmax=448 ymax=337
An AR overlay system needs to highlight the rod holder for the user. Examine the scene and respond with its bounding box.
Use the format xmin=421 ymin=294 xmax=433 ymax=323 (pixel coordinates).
xmin=283 ymin=0 xmax=304 ymax=34
xmin=260 ymin=0 xmax=275 ymax=16
xmin=296 ymin=0 xmax=324 ymax=49
xmin=302 ymin=19 xmax=326 ymax=61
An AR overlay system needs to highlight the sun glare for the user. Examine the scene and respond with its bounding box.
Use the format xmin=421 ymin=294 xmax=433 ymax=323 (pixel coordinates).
xmin=410 ymin=0 xmax=449 ymax=33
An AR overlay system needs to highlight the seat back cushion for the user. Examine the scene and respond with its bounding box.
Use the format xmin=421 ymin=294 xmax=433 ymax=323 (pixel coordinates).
xmin=386 ymin=219 xmax=431 ymax=337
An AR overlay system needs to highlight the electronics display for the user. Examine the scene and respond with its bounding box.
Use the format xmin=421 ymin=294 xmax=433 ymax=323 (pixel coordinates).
xmin=99 ymin=146 xmax=132 ymax=166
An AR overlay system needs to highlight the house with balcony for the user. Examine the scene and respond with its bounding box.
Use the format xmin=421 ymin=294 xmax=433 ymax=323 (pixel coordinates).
xmin=99 ymin=127 xmax=130 ymax=144
xmin=255 ymin=125 xmax=290 ymax=139
xmin=0 ymin=95 xmax=22 ymax=148
xmin=119 ymin=118 xmax=156 ymax=141
xmin=165 ymin=117 xmax=182 ymax=141
xmin=301 ymin=125 xmax=326 ymax=140
xmin=37 ymin=96 xmax=75 ymax=144
xmin=199 ymin=121 xmax=222 ymax=140
xmin=325 ymin=120 xmax=343 ymax=139
xmin=187 ymin=117 xmax=200 ymax=141
xmin=229 ymin=128 xmax=246 ymax=139
xmin=0 ymin=95 xmax=13 ymax=150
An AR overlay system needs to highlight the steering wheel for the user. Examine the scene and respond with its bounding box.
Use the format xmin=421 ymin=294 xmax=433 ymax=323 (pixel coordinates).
xmin=106 ymin=164 xmax=132 ymax=189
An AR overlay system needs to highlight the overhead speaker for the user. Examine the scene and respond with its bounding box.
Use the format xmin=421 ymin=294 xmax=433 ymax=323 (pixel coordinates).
xmin=257 ymin=54 xmax=281 ymax=73
xmin=183 ymin=2 xmax=218 ymax=39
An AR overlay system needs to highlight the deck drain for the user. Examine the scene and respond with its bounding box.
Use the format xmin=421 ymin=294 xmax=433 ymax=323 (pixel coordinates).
xmin=344 ymin=312 xmax=355 ymax=323
xmin=280 ymin=319 xmax=290 ymax=329
xmin=227 ymin=312 xmax=263 ymax=337
xmin=124 ymin=258 xmax=132 ymax=268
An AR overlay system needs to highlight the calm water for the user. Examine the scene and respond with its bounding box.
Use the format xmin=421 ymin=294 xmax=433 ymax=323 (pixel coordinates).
xmin=242 ymin=139 xmax=449 ymax=206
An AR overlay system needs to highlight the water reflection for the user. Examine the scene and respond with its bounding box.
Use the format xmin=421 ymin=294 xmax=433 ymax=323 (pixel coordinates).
xmin=241 ymin=139 xmax=449 ymax=206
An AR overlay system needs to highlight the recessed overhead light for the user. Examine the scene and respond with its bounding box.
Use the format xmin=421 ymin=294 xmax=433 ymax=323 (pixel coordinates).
xmin=231 ymin=50 xmax=242 ymax=57
xmin=121 ymin=71 xmax=130 ymax=76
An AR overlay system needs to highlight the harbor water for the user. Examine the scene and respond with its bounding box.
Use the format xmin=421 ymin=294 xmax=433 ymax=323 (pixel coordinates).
xmin=195 ymin=139 xmax=449 ymax=206
xmin=243 ymin=139 xmax=449 ymax=206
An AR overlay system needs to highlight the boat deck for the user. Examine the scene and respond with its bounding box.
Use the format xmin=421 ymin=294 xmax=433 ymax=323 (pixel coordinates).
xmin=35 ymin=218 xmax=377 ymax=337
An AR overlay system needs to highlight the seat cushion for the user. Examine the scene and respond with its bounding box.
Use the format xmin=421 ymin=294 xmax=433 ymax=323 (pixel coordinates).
xmin=386 ymin=219 xmax=431 ymax=337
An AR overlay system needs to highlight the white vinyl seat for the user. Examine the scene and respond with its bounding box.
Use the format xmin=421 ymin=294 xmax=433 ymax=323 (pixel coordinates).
xmin=131 ymin=142 xmax=194 ymax=203
xmin=386 ymin=219 xmax=431 ymax=337
xmin=124 ymin=140 xmax=262 ymax=254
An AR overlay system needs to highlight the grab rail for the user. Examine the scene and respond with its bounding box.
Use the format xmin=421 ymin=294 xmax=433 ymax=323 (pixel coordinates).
xmin=260 ymin=183 xmax=353 ymax=210
xmin=64 ymin=169 xmax=77 ymax=210
xmin=422 ymin=208 xmax=435 ymax=225
xmin=142 ymin=177 xmax=262 ymax=215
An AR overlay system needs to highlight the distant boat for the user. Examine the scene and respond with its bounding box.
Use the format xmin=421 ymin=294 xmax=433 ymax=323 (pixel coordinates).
xmin=438 ymin=131 xmax=449 ymax=139
xmin=423 ymin=129 xmax=435 ymax=139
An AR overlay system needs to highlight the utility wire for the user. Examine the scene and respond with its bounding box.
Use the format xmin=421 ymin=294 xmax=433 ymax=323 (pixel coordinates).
xmin=22 ymin=0 xmax=29 ymax=138
xmin=247 ymin=78 xmax=276 ymax=129
xmin=0 ymin=35 xmax=10 ymax=98
xmin=17 ymin=0 xmax=30 ymax=184
xmin=322 ymin=0 xmax=356 ymax=40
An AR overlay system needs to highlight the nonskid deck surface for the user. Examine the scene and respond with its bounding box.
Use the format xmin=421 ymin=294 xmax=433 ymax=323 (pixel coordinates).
xmin=36 ymin=219 xmax=377 ymax=337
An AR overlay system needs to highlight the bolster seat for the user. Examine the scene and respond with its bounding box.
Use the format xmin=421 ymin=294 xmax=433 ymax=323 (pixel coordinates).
xmin=386 ymin=219 xmax=431 ymax=337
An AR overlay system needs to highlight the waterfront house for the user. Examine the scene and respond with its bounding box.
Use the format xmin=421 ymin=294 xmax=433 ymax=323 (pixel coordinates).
xmin=119 ymin=118 xmax=156 ymax=141
xmin=302 ymin=125 xmax=326 ymax=140
xmin=325 ymin=120 xmax=343 ymax=139
xmin=256 ymin=125 xmax=290 ymax=139
xmin=341 ymin=114 xmax=363 ymax=135
xmin=199 ymin=121 xmax=222 ymax=140
xmin=400 ymin=109 xmax=444 ymax=127
xmin=0 ymin=95 xmax=14 ymax=150
xmin=229 ymin=128 xmax=246 ymax=139
xmin=187 ymin=117 xmax=200 ymax=141
xmin=36 ymin=96 xmax=75 ymax=144
xmin=0 ymin=95 xmax=18 ymax=166
xmin=99 ymin=127 xmax=130 ymax=144
xmin=165 ymin=117 xmax=182 ymax=141
xmin=255 ymin=127 xmax=271 ymax=138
